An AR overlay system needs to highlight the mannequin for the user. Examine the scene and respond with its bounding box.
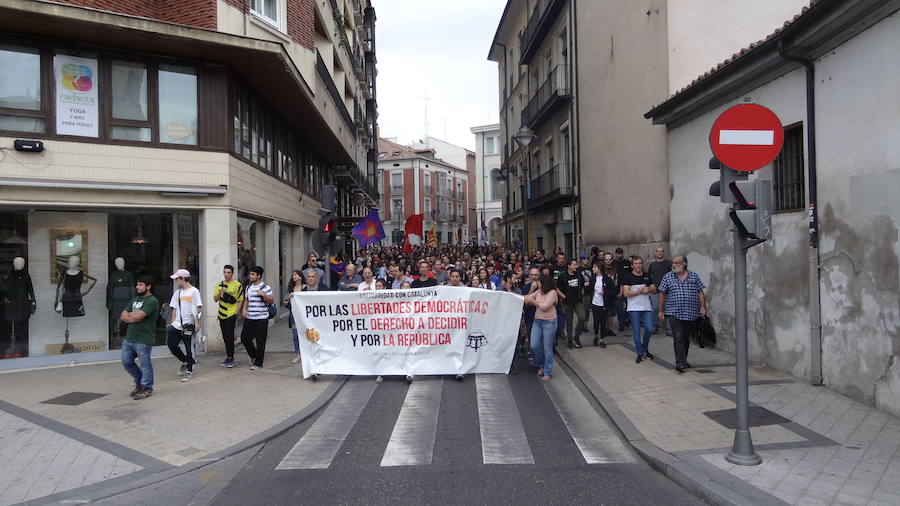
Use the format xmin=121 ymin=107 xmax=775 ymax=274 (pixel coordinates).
xmin=54 ymin=256 xmax=97 ymax=353
xmin=2 ymin=257 xmax=34 ymax=356
xmin=106 ymin=257 xmax=134 ymax=347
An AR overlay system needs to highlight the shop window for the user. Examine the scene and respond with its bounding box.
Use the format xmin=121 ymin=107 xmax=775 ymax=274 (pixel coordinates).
xmin=0 ymin=211 xmax=30 ymax=359
xmin=158 ymin=64 xmax=197 ymax=145
xmin=110 ymin=60 xmax=151 ymax=142
xmin=237 ymin=216 xmax=266 ymax=283
xmin=0 ymin=45 xmax=44 ymax=133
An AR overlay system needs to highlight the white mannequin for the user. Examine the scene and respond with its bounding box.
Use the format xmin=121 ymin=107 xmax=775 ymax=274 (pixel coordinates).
xmin=114 ymin=257 xmax=125 ymax=271
xmin=67 ymin=256 xmax=81 ymax=275
xmin=13 ymin=257 xmax=25 ymax=271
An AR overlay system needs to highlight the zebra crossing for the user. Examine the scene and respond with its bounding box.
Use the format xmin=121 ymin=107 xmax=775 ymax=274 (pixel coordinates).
xmin=275 ymin=370 xmax=635 ymax=471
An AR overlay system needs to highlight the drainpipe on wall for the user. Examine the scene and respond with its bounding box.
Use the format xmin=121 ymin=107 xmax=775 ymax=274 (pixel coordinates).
xmin=494 ymin=41 xmax=510 ymax=245
xmin=571 ymin=0 xmax=582 ymax=255
xmin=778 ymin=41 xmax=823 ymax=386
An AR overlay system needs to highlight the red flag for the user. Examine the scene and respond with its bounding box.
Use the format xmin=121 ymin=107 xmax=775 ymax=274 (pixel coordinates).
xmin=404 ymin=214 xmax=424 ymax=244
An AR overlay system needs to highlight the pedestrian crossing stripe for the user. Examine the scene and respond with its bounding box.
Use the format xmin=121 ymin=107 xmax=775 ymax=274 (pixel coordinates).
xmin=275 ymin=373 xmax=634 ymax=470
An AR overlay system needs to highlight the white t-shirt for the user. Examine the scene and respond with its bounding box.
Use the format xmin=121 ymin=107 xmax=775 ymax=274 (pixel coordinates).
xmin=170 ymin=286 xmax=202 ymax=330
xmin=592 ymin=276 xmax=605 ymax=307
xmin=627 ymin=284 xmax=652 ymax=312
xmin=357 ymin=279 xmax=377 ymax=291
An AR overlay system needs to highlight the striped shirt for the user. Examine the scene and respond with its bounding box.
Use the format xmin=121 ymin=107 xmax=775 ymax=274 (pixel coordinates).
xmin=244 ymin=282 xmax=274 ymax=320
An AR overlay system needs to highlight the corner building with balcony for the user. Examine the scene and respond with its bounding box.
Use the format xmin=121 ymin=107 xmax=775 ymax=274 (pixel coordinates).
xmin=378 ymin=138 xmax=472 ymax=246
xmin=0 ymin=0 xmax=378 ymax=365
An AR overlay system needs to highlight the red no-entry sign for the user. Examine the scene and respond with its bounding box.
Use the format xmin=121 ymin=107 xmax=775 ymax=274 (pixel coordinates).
xmin=709 ymin=104 xmax=784 ymax=172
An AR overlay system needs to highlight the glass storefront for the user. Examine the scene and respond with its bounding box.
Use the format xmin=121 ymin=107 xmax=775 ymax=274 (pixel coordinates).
xmin=236 ymin=215 xmax=265 ymax=283
xmin=0 ymin=209 xmax=200 ymax=360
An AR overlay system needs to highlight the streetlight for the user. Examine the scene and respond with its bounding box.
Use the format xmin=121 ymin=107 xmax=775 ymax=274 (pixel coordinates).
xmin=512 ymin=126 xmax=536 ymax=251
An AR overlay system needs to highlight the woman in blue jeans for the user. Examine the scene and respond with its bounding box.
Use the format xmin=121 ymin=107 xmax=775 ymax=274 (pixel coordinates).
xmin=283 ymin=270 xmax=305 ymax=364
xmin=525 ymin=274 xmax=558 ymax=381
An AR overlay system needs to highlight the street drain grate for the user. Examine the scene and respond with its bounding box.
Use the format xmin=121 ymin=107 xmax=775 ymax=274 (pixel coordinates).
xmin=703 ymin=406 xmax=790 ymax=429
xmin=41 ymin=392 xmax=108 ymax=406
xmin=694 ymin=369 xmax=716 ymax=374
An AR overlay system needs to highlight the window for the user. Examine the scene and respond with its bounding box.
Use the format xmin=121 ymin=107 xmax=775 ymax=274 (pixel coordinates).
xmin=251 ymin=0 xmax=280 ymax=28
xmin=490 ymin=168 xmax=502 ymax=201
xmin=485 ymin=136 xmax=495 ymax=155
xmin=158 ymin=64 xmax=197 ymax=145
xmin=772 ymin=124 xmax=805 ymax=212
xmin=0 ymin=45 xmax=44 ymax=133
xmin=110 ymin=60 xmax=150 ymax=142
xmin=424 ymin=198 xmax=431 ymax=216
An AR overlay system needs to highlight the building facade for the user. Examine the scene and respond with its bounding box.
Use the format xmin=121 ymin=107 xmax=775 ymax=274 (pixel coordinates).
xmin=408 ymin=136 xmax=477 ymax=242
xmin=0 ymin=0 xmax=378 ymax=365
xmin=488 ymin=0 xmax=808 ymax=258
xmin=646 ymin=0 xmax=900 ymax=416
xmin=378 ymin=138 xmax=472 ymax=246
xmin=470 ymin=124 xmax=502 ymax=244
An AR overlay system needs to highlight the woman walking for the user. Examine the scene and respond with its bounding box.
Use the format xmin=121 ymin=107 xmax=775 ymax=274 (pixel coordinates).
xmin=283 ymin=270 xmax=305 ymax=364
xmin=525 ymin=274 xmax=558 ymax=381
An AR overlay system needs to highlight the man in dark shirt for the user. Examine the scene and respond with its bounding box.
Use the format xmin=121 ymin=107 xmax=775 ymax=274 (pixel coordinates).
xmin=647 ymin=247 xmax=674 ymax=335
xmin=551 ymin=252 xmax=567 ymax=282
xmin=411 ymin=261 xmax=438 ymax=288
xmin=120 ymin=276 xmax=160 ymax=400
xmin=613 ymin=248 xmax=629 ymax=331
xmin=558 ymin=259 xmax=587 ymax=349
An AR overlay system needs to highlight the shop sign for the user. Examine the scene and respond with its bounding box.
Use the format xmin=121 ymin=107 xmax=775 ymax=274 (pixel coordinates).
xmin=54 ymin=55 xmax=99 ymax=137
xmin=45 ymin=341 xmax=105 ymax=355
xmin=163 ymin=122 xmax=193 ymax=140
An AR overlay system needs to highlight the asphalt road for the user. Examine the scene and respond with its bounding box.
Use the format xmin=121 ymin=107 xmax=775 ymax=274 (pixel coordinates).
xmin=207 ymin=356 xmax=700 ymax=506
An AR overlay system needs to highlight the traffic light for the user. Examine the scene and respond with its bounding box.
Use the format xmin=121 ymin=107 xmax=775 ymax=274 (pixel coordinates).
xmin=709 ymin=157 xmax=748 ymax=203
xmin=728 ymin=180 xmax=773 ymax=240
xmin=313 ymin=185 xmax=338 ymax=253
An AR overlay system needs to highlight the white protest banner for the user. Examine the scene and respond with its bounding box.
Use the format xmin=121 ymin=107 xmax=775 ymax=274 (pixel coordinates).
xmin=291 ymin=286 xmax=523 ymax=378
xmin=54 ymin=55 xmax=99 ymax=137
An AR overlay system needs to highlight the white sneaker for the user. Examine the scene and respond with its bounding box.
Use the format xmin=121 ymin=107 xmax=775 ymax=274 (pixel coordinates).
xmin=181 ymin=371 xmax=192 ymax=382
xmin=249 ymin=365 xmax=259 ymax=370
xmin=291 ymin=355 xmax=300 ymax=364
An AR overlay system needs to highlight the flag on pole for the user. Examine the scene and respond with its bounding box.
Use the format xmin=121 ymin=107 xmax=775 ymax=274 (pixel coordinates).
xmin=351 ymin=209 xmax=385 ymax=247
xmin=404 ymin=214 xmax=424 ymax=253
xmin=428 ymin=223 xmax=438 ymax=247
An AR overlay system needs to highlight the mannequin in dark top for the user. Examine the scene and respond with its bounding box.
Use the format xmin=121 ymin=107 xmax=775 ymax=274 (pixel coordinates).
xmin=107 ymin=256 xmax=135 ymax=343
xmin=55 ymin=255 xmax=97 ymax=318
xmin=2 ymin=257 xmax=35 ymax=356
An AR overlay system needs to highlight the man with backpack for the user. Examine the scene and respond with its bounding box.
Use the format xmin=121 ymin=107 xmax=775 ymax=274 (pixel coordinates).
xmin=240 ymin=266 xmax=275 ymax=370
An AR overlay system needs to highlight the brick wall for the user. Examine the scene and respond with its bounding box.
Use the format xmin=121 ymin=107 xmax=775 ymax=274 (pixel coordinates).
xmin=286 ymin=0 xmax=315 ymax=49
xmin=52 ymin=0 xmax=217 ymax=29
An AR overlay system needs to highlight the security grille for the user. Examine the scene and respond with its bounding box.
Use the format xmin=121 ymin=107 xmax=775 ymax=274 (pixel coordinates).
xmin=772 ymin=124 xmax=805 ymax=212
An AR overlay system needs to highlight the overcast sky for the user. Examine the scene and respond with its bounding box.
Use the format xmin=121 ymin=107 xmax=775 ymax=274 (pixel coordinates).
xmin=375 ymin=0 xmax=505 ymax=150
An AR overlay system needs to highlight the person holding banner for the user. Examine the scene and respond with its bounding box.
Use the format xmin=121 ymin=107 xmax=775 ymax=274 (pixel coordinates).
xmin=283 ymin=270 xmax=305 ymax=364
xmin=525 ymin=274 xmax=558 ymax=381
xmin=357 ymin=267 xmax=377 ymax=291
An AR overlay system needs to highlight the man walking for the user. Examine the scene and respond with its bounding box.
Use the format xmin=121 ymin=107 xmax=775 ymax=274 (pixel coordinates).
xmin=302 ymin=252 xmax=327 ymax=290
xmin=411 ymin=261 xmax=438 ymax=288
xmin=240 ymin=266 xmax=274 ymax=370
xmin=620 ymin=257 xmax=656 ymax=363
xmin=214 ymin=265 xmax=243 ymax=368
xmin=338 ymin=264 xmax=362 ymax=291
xmin=120 ymin=276 xmax=159 ymax=400
xmin=167 ymin=269 xmax=202 ymax=382
xmin=613 ymin=248 xmax=630 ymax=331
xmin=657 ymin=255 xmax=707 ymax=373
xmin=551 ymin=252 xmax=567 ymax=282
xmin=648 ymin=247 xmax=673 ymax=335
xmin=558 ymin=259 xmax=587 ymax=349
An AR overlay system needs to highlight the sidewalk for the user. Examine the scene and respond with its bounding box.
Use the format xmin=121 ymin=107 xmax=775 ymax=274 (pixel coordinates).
xmin=0 ymin=320 xmax=338 ymax=506
xmin=559 ymin=330 xmax=900 ymax=506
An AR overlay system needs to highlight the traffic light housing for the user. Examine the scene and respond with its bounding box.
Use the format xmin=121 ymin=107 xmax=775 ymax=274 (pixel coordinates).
xmin=728 ymin=180 xmax=773 ymax=240
xmin=709 ymin=157 xmax=748 ymax=204
xmin=313 ymin=185 xmax=339 ymax=253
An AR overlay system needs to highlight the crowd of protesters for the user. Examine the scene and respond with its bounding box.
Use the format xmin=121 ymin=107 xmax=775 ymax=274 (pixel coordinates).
xmin=118 ymin=242 xmax=706 ymax=399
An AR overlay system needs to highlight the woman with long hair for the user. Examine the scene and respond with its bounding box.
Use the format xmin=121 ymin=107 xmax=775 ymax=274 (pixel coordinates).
xmin=525 ymin=274 xmax=558 ymax=381
xmin=283 ymin=270 xmax=305 ymax=364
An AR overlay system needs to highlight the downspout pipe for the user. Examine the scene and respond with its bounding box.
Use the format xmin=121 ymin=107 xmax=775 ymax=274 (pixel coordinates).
xmin=778 ymin=40 xmax=824 ymax=386
xmin=495 ymin=41 xmax=510 ymax=245
xmin=571 ymin=0 xmax=581 ymax=255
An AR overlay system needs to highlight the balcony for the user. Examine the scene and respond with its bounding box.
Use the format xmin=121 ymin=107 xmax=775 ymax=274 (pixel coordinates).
xmin=334 ymin=164 xmax=378 ymax=204
xmin=458 ymin=190 xmax=466 ymax=202
xmin=390 ymin=184 xmax=403 ymax=195
xmin=316 ymin=51 xmax=356 ymax=138
xmin=522 ymin=65 xmax=570 ymax=129
xmin=519 ymin=0 xmax=566 ymax=65
xmin=527 ymin=162 xmax=576 ymax=211
xmin=424 ymin=184 xmax=433 ymax=194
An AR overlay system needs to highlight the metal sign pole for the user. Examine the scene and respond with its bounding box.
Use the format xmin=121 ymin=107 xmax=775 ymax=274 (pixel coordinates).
xmin=726 ymin=222 xmax=762 ymax=466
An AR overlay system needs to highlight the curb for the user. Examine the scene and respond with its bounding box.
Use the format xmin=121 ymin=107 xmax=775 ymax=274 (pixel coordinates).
xmin=27 ymin=375 xmax=349 ymax=506
xmin=556 ymin=347 xmax=784 ymax=506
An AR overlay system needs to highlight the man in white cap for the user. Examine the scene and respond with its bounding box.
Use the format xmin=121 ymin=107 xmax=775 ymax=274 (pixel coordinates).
xmin=167 ymin=269 xmax=202 ymax=381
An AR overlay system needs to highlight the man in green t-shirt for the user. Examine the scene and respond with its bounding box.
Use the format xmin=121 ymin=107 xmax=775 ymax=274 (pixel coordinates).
xmin=120 ymin=275 xmax=160 ymax=400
